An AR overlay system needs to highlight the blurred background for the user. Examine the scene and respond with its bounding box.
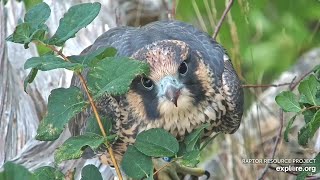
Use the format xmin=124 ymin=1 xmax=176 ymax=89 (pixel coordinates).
xmin=175 ymin=0 xmax=320 ymax=107
xmin=1 ymin=0 xmax=320 ymax=179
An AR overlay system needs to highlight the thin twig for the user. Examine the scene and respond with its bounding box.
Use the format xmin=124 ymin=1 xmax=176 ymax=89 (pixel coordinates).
xmin=44 ymin=43 xmax=123 ymax=180
xmin=290 ymin=69 xmax=315 ymax=90
xmin=212 ymin=0 xmax=234 ymax=40
xmin=115 ymin=8 xmax=120 ymax=26
xmin=76 ymin=74 xmax=122 ymax=178
xmin=162 ymin=0 xmax=169 ymax=19
xmin=257 ymin=110 xmax=284 ymax=180
xmin=242 ymin=82 xmax=292 ymax=88
xmin=134 ymin=0 xmax=143 ymax=27
xmin=172 ymin=0 xmax=176 ymax=19
xmin=162 ymin=0 xmax=174 ymax=20
xmin=307 ymin=19 xmax=320 ymax=45
xmin=302 ymin=105 xmax=320 ymax=112
xmin=153 ymin=159 xmax=179 ymax=176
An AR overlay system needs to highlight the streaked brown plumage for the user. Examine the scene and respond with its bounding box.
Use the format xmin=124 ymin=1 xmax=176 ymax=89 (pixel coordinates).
xmin=70 ymin=20 xmax=243 ymax=168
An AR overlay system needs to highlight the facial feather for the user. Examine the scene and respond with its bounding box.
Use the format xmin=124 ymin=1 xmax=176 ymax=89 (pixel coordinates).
xmin=126 ymin=39 xmax=227 ymax=138
xmin=132 ymin=40 xmax=189 ymax=82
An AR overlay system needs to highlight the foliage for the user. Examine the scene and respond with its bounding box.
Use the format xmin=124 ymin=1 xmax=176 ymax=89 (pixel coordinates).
xmin=86 ymin=56 xmax=149 ymax=97
xmin=275 ymin=67 xmax=320 ymax=178
xmin=80 ymin=164 xmax=103 ymax=180
xmin=47 ymin=3 xmax=101 ymax=46
xmin=276 ymin=73 xmax=320 ymax=146
xmin=120 ymin=127 xmax=212 ymax=178
xmin=35 ymin=87 xmax=87 ymax=140
xmin=0 ymin=162 xmax=35 ymax=180
xmin=54 ymin=133 xmax=106 ymax=164
xmin=2 ymin=2 xmax=216 ymax=179
xmin=121 ymin=145 xmax=154 ymax=179
xmin=0 ymin=162 xmax=99 ymax=180
xmin=176 ymin=0 xmax=320 ymax=84
xmin=134 ymin=128 xmax=179 ymax=157
xmin=33 ymin=166 xmax=64 ymax=180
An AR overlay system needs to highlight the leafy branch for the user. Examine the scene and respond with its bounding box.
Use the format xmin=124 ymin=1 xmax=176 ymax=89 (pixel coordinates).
xmin=3 ymin=2 xmax=150 ymax=179
xmin=42 ymin=42 xmax=123 ymax=179
xmin=258 ymin=66 xmax=320 ymax=179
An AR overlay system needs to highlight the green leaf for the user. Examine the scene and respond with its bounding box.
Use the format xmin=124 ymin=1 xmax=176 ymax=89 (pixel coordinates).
xmin=24 ymin=2 xmax=51 ymax=27
xmin=275 ymin=91 xmax=301 ymax=112
xmin=24 ymin=55 xmax=84 ymax=71
xmin=6 ymin=2 xmax=50 ymax=47
xmin=134 ymin=128 xmax=179 ymax=157
xmin=145 ymin=169 xmax=154 ymax=180
xmin=80 ymin=165 xmax=102 ymax=180
xmin=23 ymin=0 xmax=44 ymax=11
xmin=2 ymin=162 xmax=35 ymax=180
xmin=87 ymin=57 xmax=149 ymax=97
xmin=94 ymin=48 xmax=117 ymax=61
xmin=68 ymin=47 xmax=117 ymax=67
xmin=180 ymin=150 xmax=200 ymax=167
xmin=36 ymin=87 xmax=87 ymax=141
xmin=24 ymin=68 xmax=38 ymax=92
xmin=6 ymin=24 xmax=48 ymax=48
xmin=184 ymin=124 xmax=209 ymax=152
xmin=298 ymin=75 xmax=320 ymax=105
xmin=315 ymin=68 xmax=320 ymax=81
xmin=121 ymin=145 xmax=153 ymax=179
xmin=313 ymin=64 xmax=320 ymax=72
xmin=303 ymin=109 xmax=316 ymax=124
xmin=296 ymin=153 xmax=320 ymax=180
xmin=85 ymin=115 xmax=113 ymax=136
xmin=177 ymin=142 xmax=187 ymax=157
xmin=284 ymin=115 xmax=297 ymax=142
xmin=47 ymin=2 xmax=101 ymax=46
xmin=36 ymin=43 xmax=53 ymax=56
xmin=54 ymin=133 xmax=105 ymax=164
xmin=6 ymin=34 xmax=14 ymax=42
xmin=30 ymin=24 xmax=49 ymax=41
xmin=199 ymin=132 xmax=221 ymax=151
xmin=33 ymin=166 xmax=64 ymax=180
xmin=7 ymin=23 xmax=32 ymax=45
xmin=298 ymin=110 xmax=320 ymax=146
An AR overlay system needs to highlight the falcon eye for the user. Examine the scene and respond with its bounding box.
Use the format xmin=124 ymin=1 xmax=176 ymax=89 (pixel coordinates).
xmin=178 ymin=61 xmax=188 ymax=75
xmin=141 ymin=77 xmax=154 ymax=90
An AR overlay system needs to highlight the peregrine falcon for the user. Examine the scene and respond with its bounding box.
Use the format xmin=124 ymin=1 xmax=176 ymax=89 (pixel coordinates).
xmin=70 ymin=20 xmax=243 ymax=176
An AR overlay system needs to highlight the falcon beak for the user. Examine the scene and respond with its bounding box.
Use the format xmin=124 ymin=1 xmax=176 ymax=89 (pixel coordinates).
xmin=158 ymin=76 xmax=182 ymax=107
xmin=165 ymin=85 xmax=181 ymax=107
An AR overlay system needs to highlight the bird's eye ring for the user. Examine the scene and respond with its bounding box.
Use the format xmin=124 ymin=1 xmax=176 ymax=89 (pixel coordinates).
xmin=141 ymin=77 xmax=153 ymax=90
xmin=178 ymin=61 xmax=188 ymax=75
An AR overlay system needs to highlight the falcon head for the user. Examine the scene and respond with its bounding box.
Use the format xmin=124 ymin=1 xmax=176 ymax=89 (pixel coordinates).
xmin=127 ymin=40 xmax=208 ymax=123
